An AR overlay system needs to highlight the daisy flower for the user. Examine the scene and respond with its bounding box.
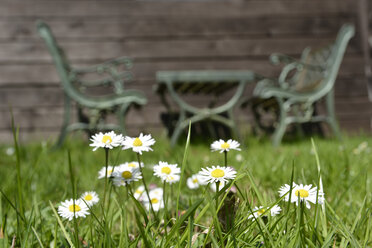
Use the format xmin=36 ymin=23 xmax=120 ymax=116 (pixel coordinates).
xmin=149 ymin=187 xmax=163 ymax=197
xmin=211 ymin=139 xmax=241 ymax=153
xmin=278 ymin=183 xmax=298 ymax=202
xmin=199 ymin=165 xmax=236 ymax=184
xmin=134 ymin=185 xmax=145 ymax=200
xmin=143 ymin=191 xmax=164 ymax=211
xmin=248 ymin=205 xmax=281 ymax=220
xmin=80 ymin=191 xmax=99 ymax=207
xmin=153 ymin=161 xmax=180 ymax=181
xmin=120 ymin=161 xmax=141 ymax=169
xmin=58 ymin=199 xmax=90 ymax=221
xmin=90 ymin=131 xmax=124 ymax=151
xmin=353 ymin=141 xmax=369 ymax=155
xmin=279 ymin=182 xmax=325 ymax=209
xmin=97 ymin=165 xmax=116 ymax=179
xmin=235 ymin=154 xmax=243 ymax=162
xmin=112 ymin=166 xmax=142 ymax=186
xmin=187 ymin=174 xmax=204 ymax=189
xmin=5 ymin=147 xmax=15 ymax=156
xmin=164 ymin=174 xmax=180 ymax=184
xmin=122 ymin=133 xmax=155 ymax=154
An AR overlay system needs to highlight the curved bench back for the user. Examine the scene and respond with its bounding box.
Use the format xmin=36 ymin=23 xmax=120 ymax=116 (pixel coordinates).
xmin=290 ymin=24 xmax=355 ymax=101
xmin=37 ymin=21 xmax=87 ymax=104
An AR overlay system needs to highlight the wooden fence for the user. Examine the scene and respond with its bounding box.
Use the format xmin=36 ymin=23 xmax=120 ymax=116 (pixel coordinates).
xmin=0 ymin=0 xmax=370 ymax=142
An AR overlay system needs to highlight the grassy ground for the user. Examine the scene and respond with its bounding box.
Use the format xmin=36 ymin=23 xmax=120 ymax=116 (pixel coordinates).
xmin=0 ymin=132 xmax=371 ymax=247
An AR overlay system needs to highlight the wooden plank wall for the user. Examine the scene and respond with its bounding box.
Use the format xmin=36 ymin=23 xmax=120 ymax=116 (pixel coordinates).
xmin=0 ymin=0 xmax=370 ymax=143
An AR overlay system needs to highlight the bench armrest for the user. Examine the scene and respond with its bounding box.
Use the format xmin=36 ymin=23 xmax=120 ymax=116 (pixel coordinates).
xmin=70 ymin=57 xmax=133 ymax=94
xmin=271 ymin=53 xmax=325 ymax=70
xmin=278 ymin=61 xmax=325 ymax=89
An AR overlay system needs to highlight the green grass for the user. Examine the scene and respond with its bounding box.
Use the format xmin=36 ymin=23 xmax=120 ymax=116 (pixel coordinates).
xmin=0 ymin=132 xmax=371 ymax=247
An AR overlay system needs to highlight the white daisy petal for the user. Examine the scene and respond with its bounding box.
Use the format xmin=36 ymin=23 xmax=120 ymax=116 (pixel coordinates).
xmin=133 ymin=185 xmax=145 ymax=200
xmin=142 ymin=189 xmax=164 ymax=211
xmin=122 ymin=133 xmax=155 ymax=154
xmin=187 ymin=174 xmax=204 ymax=189
xmin=80 ymin=191 xmax=100 ymax=207
xmin=164 ymin=174 xmax=180 ymax=184
xmin=149 ymin=187 xmax=163 ymax=197
xmin=278 ymin=182 xmax=324 ymax=209
xmin=153 ymin=161 xmax=180 ymax=182
xmin=90 ymin=131 xmax=123 ymax=151
xmin=270 ymin=205 xmax=282 ymax=216
xmin=210 ymin=181 xmax=226 ymax=192
xmin=210 ymin=139 xmax=241 ymax=153
xmin=199 ymin=165 xmax=236 ymax=184
xmin=248 ymin=205 xmax=281 ymax=220
xmin=57 ymin=199 xmax=90 ymax=221
xmin=112 ymin=166 xmax=142 ymax=186
xmin=97 ymin=165 xmax=116 ymax=179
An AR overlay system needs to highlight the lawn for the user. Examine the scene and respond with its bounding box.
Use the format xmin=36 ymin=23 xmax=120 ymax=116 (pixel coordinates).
xmin=0 ymin=132 xmax=371 ymax=247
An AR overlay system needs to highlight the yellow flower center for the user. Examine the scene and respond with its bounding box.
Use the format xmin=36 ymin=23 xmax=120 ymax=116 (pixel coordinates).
xmin=192 ymin=178 xmax=198 ymax=183
xmin=151 ymin=198 xmax=159 ymax=204
xmin=295 ymin=189 xmax=309 ymax=198
xmin=257 ymin=209 xmax=266 ymax=216
xmin=108 ymin=169 xmax=113 ymax=175
xmin=128 ymin=163 xmax=136 ymax=167
xmin=135 ymin=189 xmax=143 ymax=194
xmin=211 ymin=169 xmax=225 ymax=178
xmin=221 ymin=142 xmax=230 ymax=149
xmin=84 ymin=194 xmax=93 ymax=201
xmin=122 ymin=171 xmax=133 ymax=179
xmin=161 ymin=167 xmax=171 ymax=175
xmin=102 ymin=135 xmax=112 ymax=144
xmin=68 ymin=204 xmax=81 ymax=212
xmin=133 ymin=138 xmax=143 ymax=147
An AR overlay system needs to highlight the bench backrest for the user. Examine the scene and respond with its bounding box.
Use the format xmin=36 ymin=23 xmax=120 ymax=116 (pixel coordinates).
xmin=37 ymin=21 xmax=73 ymax=91
xmin=289 ymin=24 xmax=355 ymax=101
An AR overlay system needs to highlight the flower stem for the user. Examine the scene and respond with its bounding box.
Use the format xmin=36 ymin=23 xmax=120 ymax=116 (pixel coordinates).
xmin=163 ymin=181 xmax=168 ymax=236
xmin=224 ymin=151 xmax=227 ymax=167
xmin=215 ymin=182 xmax=220 ymax=210
xmin=136 ymin=153 xmax=156 ymax=218
xmin=102 ymin=148 xmax=109 ymax=215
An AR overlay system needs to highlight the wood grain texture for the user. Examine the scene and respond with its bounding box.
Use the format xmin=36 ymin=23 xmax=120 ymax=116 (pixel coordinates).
xmin=0 ymin=1 xmax=357 ymax=17
xmin=0 ymin=0 xmax=369 ymax=143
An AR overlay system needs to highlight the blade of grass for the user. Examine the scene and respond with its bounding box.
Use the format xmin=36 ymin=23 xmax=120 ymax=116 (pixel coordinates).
xmin=311 ymin=139 xmax=327 ymax=240
xmin=31 ymin=226 xmax=45 ymax=248
xmin=176 ymin=122 xmax=191 ymax=218
xmin=67 ymin=151 xmax=80 ymax=248
xmin=325 ymin=201 xmax=361 ymax=248
xmin=10 ymin=110 xmax=25 ymax=221
xmin=49 ymin=201 xmax=74 ymax=248
xmin=166 ymin=198 xmax=203 ymax=247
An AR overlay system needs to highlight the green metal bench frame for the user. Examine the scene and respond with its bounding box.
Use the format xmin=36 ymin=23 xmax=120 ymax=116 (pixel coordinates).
xmin=251 ymin=24 xmax=355 ymax=146
xmin=37 ymin=21 xmax=147 ymax=147
xmin=156 ymin=70 xmax=259 ymax=146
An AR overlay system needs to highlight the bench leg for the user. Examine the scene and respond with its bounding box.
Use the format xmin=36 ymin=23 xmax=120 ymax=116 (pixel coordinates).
xmin=227 ymin=108 xmax=241 ymax=141
xmin=170 ymin=110 xmax=186 ymax=146
xmin=325 ymin=90 xmax=342 ymax=140
xmin=54 ymin=96 xmax=71 ymax=148
xmin=117 ymin=103 xmax=131 ymax=135
xmin=272 ymin=100 xmax=287 ymax=146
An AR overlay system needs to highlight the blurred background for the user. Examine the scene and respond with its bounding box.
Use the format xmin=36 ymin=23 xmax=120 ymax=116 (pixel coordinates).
xmin=0 ymin=0 xmax=371 ymax=143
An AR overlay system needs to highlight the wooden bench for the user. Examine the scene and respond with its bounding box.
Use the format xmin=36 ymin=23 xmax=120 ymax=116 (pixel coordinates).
xmin=155 ymin=70 xmax=260 ymax=146
xmin=250 ymin=23 xmax=355 ymax=146
xmin=37 ymin=21 xmax=148 ymax=147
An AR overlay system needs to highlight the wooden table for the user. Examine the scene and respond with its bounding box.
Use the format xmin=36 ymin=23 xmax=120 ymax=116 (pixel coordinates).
xmin=155 ymin=70 xmax=259 ymax=146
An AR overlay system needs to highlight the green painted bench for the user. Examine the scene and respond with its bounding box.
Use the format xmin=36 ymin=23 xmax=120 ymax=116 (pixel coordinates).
xmin=250 ymin=23 xmax=355 ymax=146
xmin=37 ymin=21 xmax=147 ymax=147
xmin=155 ymin=70 xmax=260 ymax=146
